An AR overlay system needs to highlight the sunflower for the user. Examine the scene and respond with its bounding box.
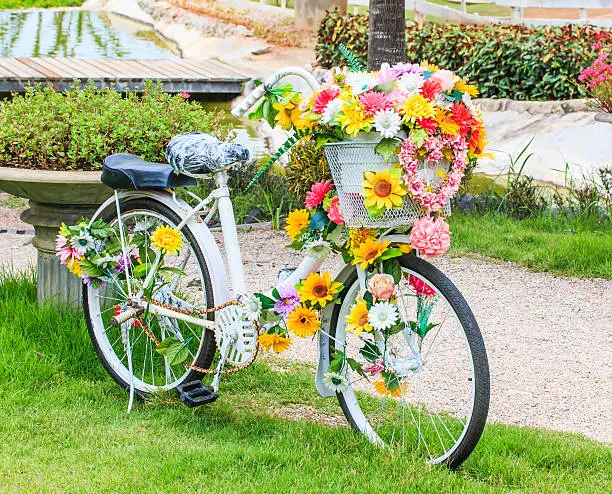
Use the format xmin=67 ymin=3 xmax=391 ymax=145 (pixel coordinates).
xmin=286 ymin=304 xmax=321 ymax=337
xmin=401 ymin=94 xmax=435 ymax=123
xmin=373 ymin=379 xmax=409 ymax=398
xmin=434 ymin=108 xmax=460 ymax=136
xmin=337 ymin=103 xmax=373 ymax=137
xmin=298 ymin=272 xmax=343 ymax=308
xmin=361 ymin=169 xmax=407 ymax=211
xmin=151 ymin=225 xmax=183 ymax=255
xmin=285 ymin=209 xmax=310 ymax=240
xmin=258 ymin=332 xmax=292 ymax=353
xmin=345 ymin=298 xmax=373 ymax=337
xmin=347 ymin=228 xmax=376 ymax=251
xmin=351 ymin=238 xmax=391 ymax=270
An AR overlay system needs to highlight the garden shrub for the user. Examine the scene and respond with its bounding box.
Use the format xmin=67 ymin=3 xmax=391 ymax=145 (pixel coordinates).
xmin=0 ymin=82 xmax=229 ymax=171
xmin=317 ymin=11 xmax=612 ymax=101
xmin=286 ymin=140 xmax=332 ymax=200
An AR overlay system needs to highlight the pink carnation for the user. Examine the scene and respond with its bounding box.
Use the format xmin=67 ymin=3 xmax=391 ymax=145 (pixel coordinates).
xmin=409 ymin=216 xmax=451 ymax=258
xmin=304 ymin=180 xmax=333 ymax=209
xmin=359 ymin=91 xmax=394 ymax=116
xmin=327 ymin=196 xmax=344 ymax=224
xmin=313 ymin=88 xmax=340 ymax=114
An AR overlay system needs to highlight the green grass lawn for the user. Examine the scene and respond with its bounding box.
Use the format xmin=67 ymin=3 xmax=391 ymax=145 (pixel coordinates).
xmin=0 ymin=0 xmax=82 ymax=8
xmin=0 ymin=271 xmax=610 ymax=492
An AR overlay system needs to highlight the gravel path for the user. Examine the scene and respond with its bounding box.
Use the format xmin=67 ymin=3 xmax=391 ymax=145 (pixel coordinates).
xmin=1 ymin=204 xmax=610 ymax=442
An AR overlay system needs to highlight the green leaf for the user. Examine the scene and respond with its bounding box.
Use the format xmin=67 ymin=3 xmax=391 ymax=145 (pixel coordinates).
xmin=383 ymin=258 xmax=402 ymax=284
xmin=156 ymin=337 xmax=186 ymax=366
xmin=326 ymin=224 xmax=345 ymax=247
xmin=79 ymin=258 xmax=103 ymax=278
xmin=132 ymin=263 xmax=150 ymax=278
xmin=364 ymin=202 xmax=386 ymax=218
xmin=379 ymin=248 xmax=402 ymax=261
xmin=138 ymin=246 xmax=156 ymax=264
xmin=309 ymin=210 xmax=329 ymax=230
xmin=328 ymin=349 xmax=345 ymax=373
xmin=248 ymin=99 xmax=265 ymax=121
xmin=409 ymin=129 xmax=429 ymax=148
xmin=160 ymin=266 xmax=186 ymax=276
xmin=263 ymin=99 xmax=276 ymax=129
xmin=359 ymin=340 xmax=380 ymax=363
xmin=363 ymin=291 xmax=374 ymax=309
xmin=374 ymin=137 xmax=400 ymax=159
xmin=346 ymin=357 xmax=367 ymax=378
xmin=271 ymin=287 xmax=280 ymax=300
xmin=373 ymin=81 xmax=395 ymax=94
xmin=254 ymin=292 xmax=276 ymax=310
xmin=387 ymin=321 xmax=406 ymax=336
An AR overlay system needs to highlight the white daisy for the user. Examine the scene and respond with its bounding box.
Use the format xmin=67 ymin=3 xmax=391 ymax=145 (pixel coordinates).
xmin=302 ymin=239 xmax=332 ymax=259
xmin=374 ymin=109 xmax=402 ymax=139
xmin=94 ymin=254 xmax=117 ymax=266
xmin=243 ymin=294 xmax=263 ymax=322
xmin=133 ymin=217 xmax=155 ymax=234
xmin=70 ymin=231 xmax=95 ymax=255
xmin=397 ymin=73 xmax=424 ymax=94
xmin=368 ymin=302 xmax=399 ymax=331
xmin=321 ymin=98 xmax=343 ymax=125
xmin=323 ymin=371 xmax=349 ymax=392
xmin=345 ymin=72 xmax=378 ymax=95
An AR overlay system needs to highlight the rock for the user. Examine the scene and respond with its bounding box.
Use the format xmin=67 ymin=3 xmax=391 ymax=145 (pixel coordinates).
xmin=244 ymin=207 xmax=264 ymax=224
xmin=251 ymin=46 xmax=271 ymax=56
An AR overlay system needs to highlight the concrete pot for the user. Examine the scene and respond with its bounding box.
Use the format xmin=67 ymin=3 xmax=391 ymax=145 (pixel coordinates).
xmin=0 ymin=167 xmax=113 ymax=306
xmin=595 ymin=112 xmax=612 ymax=124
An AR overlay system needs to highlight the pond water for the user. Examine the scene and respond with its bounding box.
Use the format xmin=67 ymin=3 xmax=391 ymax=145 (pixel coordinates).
xmin=0 ymin=9 xmax=178 ymax=59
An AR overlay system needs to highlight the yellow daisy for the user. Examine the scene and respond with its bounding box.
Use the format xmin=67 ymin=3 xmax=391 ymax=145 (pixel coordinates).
xmin=298 ymin=272 xmax=343 ymax=308
xmin=362 ymin=169 xmax=407 ymax=210
xmin=287 ymin=304 xmax=321 ymax=337
xmin=273 ymin=96 xmax=307 ymax=131
xmin=454 ymin=78 xmax=479 ymax=97
xmin=373 ymin=380 xmax=409 ymax=398
xmin=345 ymin=298 xmax=373 ymax=337
xmin=258 ymin=332 xmax=292 ymax=353
xmin=401 ymin=94 xmax=436 ymax=123
xmin=351 ymin=238 xmax=391 ymax=270
xmin=337 ymin=103 xmax=373 ymax=137
xmin=420 ymin=61 xmax=440 ymax=72
xmin=435 ymin=108 xmax=460 ymax=136
xmin=285 ymin=209 xmax=310 ymax=240
xmin=67 ymin=257 xmax=82 ymax=277
xmin=347 ymin=228 xmax=376 ymax=251
xmin=151 ymin=225 xmax=183 ymax=255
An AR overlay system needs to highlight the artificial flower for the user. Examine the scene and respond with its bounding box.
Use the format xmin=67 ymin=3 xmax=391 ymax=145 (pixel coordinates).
xmin=450 ymin=103 xmax=476 ymax=137
xmin=408 ymin=274 xmax=436 ymax=297
xmin=430 ymin=69 xmax=457 ymax=91
xmin=258 ymin=332 xmax=292 ymax=353
xmin=66 ymin=257 xmax=82 ymax=277
xmin=303 ymin=239 xmax=332 ymax=259
xmin=274 ymin=286 xmax=301 ymax=316
xmin=114 ymin=253 xmax=139 ymax=273
xmin=409 ymin=216 xmax=451 ymax=258
xmin=364 ymin=359 xmax=385 ymax=376
xmin=313 ymin=87 xmax=340 ymax=114
xmin=347 ymin=228 xmax=376 ymax=251
xmin=151 ymin=225 xmax=183 ymax=255
xmin=305 ymin=180 xmax=333 ymax=209
xmin=326 ymin=196 xmax=344 ymax=225
xmin=56 ymin=237 xmax=82 ymax=266
xmin=321 ymin=98 xmax=344 ymax=125
xmin=359 ymin=91 xmax=394 ymax=116
xmin=434 ymin=108 xmax=461 ymax=136
xmin=373 ymin=109 xmax=402 ymax=138
xmin=285 ymin=209 xmax=310 ymax=240
xmin=286 ymin=304 xmax=321 ymax=337
xmin=345 ymin=71 xmax=378 ymax=95
xmin=70 ymin=231 xmax=95 ymax=256
xmin=368 ymin=273 xmax=396 ymax=301
xmin=420 ymin=79 xmax=443 ymax=101
xmin=351 ymin=238 xmax=391 ymax=270
xmin=401 ymin=94 xmax=436 ymax=123
xmin=368 ymin=301 xmax=399 ymax=331
xmin=133 ymin=217 xmax=155 ymax=233
xmin=373 ymin=379 xmax=408 ymax=398
xmin=362 ymin=169 xmax=407 ymax=210
xmin=243 ymin=294 xmax=263 ymax=322
xmin=323 ymin=371 xmax=349 ymax=392
xmin=298 ymin=272 xmax=342 ymax=308
xmin=337 ymin=103 xmax=373 ymax=137
xmin=345 ymin=298 xmax=373 ymax=337
xmin=397 ymin=72 xmax=424 ymax=94
xmin=391 ymin=62 xmax=424 ymax=78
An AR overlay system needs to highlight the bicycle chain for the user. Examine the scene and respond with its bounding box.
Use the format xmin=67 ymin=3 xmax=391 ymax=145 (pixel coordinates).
xmin=134 ymin=298 xmax=260 ymax=376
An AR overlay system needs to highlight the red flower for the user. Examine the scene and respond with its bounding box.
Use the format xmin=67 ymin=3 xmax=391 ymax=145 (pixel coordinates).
xmin=408 ymin=274 xmax=436 ymax=297
xmin=450 ymin=103 xmax=476 ymax=137
xmin=420 ymin=79 xmax=442 ymax=101
xmin=594 ymin=32 xmax=606 ymax=40
xmin=416 ymin=117 xmax=438 ymax=134
xmin=305 ymin=180 xmax=333 ymax=209
xmin=313 ymin=88 xmax=340 ymax=114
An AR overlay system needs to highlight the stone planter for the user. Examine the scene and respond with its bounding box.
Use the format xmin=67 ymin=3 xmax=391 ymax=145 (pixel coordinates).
xmin=0 ymin=167 xmax=112 ymax=306
xmin=595 ymin=112 xmax=612 ymax=124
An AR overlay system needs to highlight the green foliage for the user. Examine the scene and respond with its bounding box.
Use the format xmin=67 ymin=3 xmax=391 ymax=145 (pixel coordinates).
xmin=0 ymin=0 xmax=82 ymax=7
xmin=0 ymin=82 xmax=230 ymax=171
xmin=285 ymin=139 xmax=332 ymax=200
xmin=317 ymin=11 xmax=611 ymax=101
xmin=338 ymin=42 xmax=364 ymax=72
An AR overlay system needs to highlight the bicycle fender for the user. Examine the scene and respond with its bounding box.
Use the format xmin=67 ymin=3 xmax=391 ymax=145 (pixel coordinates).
xmin=89 ymin=190 xmax=231 ymax=306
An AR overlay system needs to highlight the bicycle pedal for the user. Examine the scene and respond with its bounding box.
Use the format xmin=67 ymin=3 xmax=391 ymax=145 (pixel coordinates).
xmin=175 ymin=380 xmax=219 ymax=408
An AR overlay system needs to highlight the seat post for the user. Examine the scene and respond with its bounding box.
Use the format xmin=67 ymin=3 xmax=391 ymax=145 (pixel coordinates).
xmin=214 ymin=170 xmax=248 ymax=297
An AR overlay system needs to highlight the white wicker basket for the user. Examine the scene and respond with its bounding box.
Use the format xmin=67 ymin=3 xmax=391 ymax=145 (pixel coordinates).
xmin=324 ymin=141 xmax=451 ymax=229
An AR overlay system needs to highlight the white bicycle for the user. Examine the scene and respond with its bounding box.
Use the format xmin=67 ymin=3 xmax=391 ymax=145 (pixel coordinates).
xmin=82 ymin=68 xmax=490 ymax=469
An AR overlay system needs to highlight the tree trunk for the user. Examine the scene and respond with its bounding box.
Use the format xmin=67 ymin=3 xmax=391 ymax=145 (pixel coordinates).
xmin=367 ymin=0 xmax=406 ymax=70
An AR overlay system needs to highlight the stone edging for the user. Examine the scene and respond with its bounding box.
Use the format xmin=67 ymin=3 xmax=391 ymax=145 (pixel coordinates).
xmin=475 ymin=98 xmax=594 ymax=115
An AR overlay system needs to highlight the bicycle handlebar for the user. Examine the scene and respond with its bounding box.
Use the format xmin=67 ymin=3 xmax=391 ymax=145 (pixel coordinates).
xmin=231 ymin=67 xmax=320 ymax=118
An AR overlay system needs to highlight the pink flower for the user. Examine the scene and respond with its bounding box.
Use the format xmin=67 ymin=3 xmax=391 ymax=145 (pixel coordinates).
xmin=364 ymin=359 xmax=385 ymax=376
xmin=327 ymin=196 xmax=344 ymax=224
xmin=377 ymin=63 xmax=395 ymax=84
xmin=390 ymin=62 xmax=423 ymax=78
xmin=359 ymin=91 xmax=394 ymax=116
xmin=180 ymin=91 xmax=190 ymax=99
xmin=409 ymin=216 xmax=451 ymax=258
xmin=368 ymin=273 xmax=396 ymax=301
xmin=408 ymin=275 xmax=436 ymax=297
xmin=593 ymin=42 xmax=603 ymax=51
xmin=55 ymin=234 xmax=83 ymax=265
xmin=430 ymin=70 xmax=456 ymax=92
xmin=313 ymin=88 xmax=339 ymax=114
xmin=304 ymin=180 xmax=333 ymax=209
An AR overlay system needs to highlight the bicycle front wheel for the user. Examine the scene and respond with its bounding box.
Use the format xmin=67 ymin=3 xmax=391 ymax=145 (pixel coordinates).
xmin=329 ymin=254 xmax=490 ymax=468
xmin=83 ymin=197 xmax=217 ymax=397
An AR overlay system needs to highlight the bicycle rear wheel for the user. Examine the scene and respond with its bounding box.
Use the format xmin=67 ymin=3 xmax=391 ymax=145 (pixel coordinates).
xmin=329 ymin=255 xmax=490 ymax=468
xmin=83 ymin=198 xmax=216 ymax=397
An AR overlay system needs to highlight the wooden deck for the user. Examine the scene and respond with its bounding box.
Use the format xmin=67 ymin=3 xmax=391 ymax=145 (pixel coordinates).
xmin=0 ymin=58 xmax=258 ymax=95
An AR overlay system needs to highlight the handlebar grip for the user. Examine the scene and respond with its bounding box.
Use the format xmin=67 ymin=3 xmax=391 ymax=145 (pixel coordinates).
xmin=231 ymin=83 xmax=267 ymax=118
xmin=111 ymin=307 xmax=142 ymax=327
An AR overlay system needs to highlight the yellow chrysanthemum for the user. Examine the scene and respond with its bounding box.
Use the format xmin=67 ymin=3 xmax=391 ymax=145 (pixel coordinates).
xmin=337 ymin=103 xmax=373 ymax=137
xmin=151 ymin=225 xmax=183 ymax=255
xmin=454 ymin=78 xmax=479 ymax=98
xmin=258 ymin=332 xmax=292 ymax=353
xmin=287 ymin=304 xmax=321 ymax=337
xmin=298 ymin=272 xmax=343 ymax=308
xmin=67 ymin=257 xmax=82 ymax=277
xmin=347 ymin=228 xmax=376 ymax=251
xmin=434 ymin=108 xmax=460 ymax=136
xmin=351 ymin=238 xmax=391 ymax=270
xmin=420 ymin=61 xmax=440 ymax=72
xmin=401 ymin=94 xmax=435 ymax=123
xmin=394 ymin=243 xmax=413 ymax=255
xmin=373 ymin=380 xmax=409 ymax=398
xmin=345 ymin=298 xmax=373 ymax=337
xmin=285 ymin=209 xmax=310 ymax=240
xmin=362 ymin=169 xmax=407 ymax=210
xmin=273 ymin=96 xmax=308 ymax=131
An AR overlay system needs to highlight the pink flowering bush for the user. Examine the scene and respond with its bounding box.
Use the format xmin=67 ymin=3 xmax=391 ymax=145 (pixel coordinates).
xmin=409 ymin=216 xmax=451 ymax=258
xmin=579 ymin=35 xmax=612 ymax=113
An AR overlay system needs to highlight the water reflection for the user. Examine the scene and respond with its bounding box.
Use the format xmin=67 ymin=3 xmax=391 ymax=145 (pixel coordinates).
xmin=0 ymin=10 xmax=177 ymax=58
